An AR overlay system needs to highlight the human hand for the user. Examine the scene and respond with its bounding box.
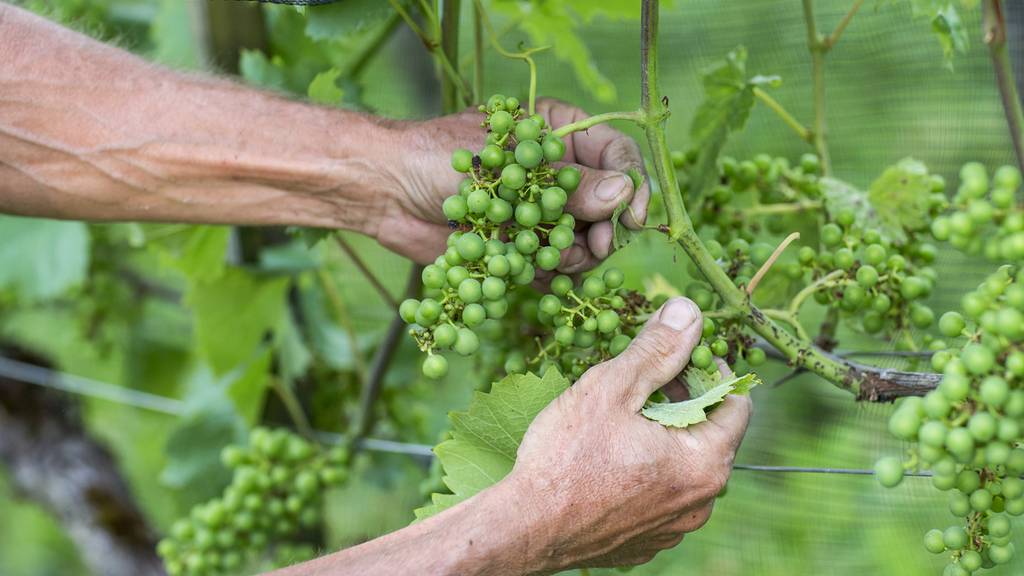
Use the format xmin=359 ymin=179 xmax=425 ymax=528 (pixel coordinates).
xmin=498 ymin=297 xmax=752 ymax=572
xmin=375 ymin=99 xmax=649 ymax=270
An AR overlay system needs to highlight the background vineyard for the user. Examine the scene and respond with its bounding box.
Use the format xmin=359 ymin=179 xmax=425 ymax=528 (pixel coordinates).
xmin=0 ymin=0 xmax=1020 ymax=574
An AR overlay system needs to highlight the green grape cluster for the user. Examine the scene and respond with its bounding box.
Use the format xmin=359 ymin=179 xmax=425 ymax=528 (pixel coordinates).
xmin=875 ymin=266 xmax=1024 ymax=575
xmin=931 ymin=163 xmax=1024 ymax=262
xmin=399 ymin=94 xmax=581 ymax=380
xmin=691 ymin=314 xmax=766 ymax=370
xmin=685 ymin=152 xmax=825 ymax=243
xmin=527 ymin=268 xmax=647 ymax=378
xmin=158 ymin=428 xmax=349 ymax=576
xmin=795 ymin=210 xmax=942 ymax=339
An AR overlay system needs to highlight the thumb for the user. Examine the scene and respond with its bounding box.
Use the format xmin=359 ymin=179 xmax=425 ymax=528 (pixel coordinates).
xmin=606 ymin=297 xmax=704 ymax=410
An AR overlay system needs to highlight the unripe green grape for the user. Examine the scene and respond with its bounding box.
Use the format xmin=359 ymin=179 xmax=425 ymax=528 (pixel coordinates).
xmin=454 ymin=328 xmax=480 ymax=356
xmin=998 ymin=417 xmax=1020 ymax=441
xmin=574 ymin=329 xmax=597 ymax=348
xmin=467 ymin=188 xmax=490 ymax=214
xmin=444 ymin=246 xmax=464 ymax=266
xmin=480 ymin=144 xmax=505 ymax=170
xmin=504 ymin=352 xmax=527 ymax=374
xmin=692 ymin=346 xmax=714 ymax=369
xmin=856 ymin=265 xmax=878 ymax=288
xmin=539 ymin=294 xmax=562 ymax=317
xmin=942 ymin=526 xmax=969 ymax=549
xmin=931 ymin=216 xmax=952 ymax=241
xmin=821 ymin=223 xmax=843 ymax=247
xmin=864 ymin=244 xmax=887 ymax=266
xmin=986 ymin=441 xmax=1011 ymax=465
xmin=610 ymin=334 xmax=632 ymax=356
xmin=798 ymin=246 xmax=816 ymax=264
xmin=514 ymin=118 xmax=541 ymax=141
xmin=512 ymin=262 xmax=535 ymax=285
xmin=486 ymin=198 xmax=513 ymax=224
xmin=554 ymin=325 xmax=575 ymax=346
xmin=872 ymin=293 xmax=892 ymax=313
xmin=988 ymin=514 xmax=1011 ymax=537
xmin=970 ymin=488 xmax=993 ymax=511
xmin=506 ymin=251 xmax=526 ymax=276
xmin=515 ymin=230 xmax=539 ymax=254
xmin=548 ymin=225 xmax=574 ymax=251
xmin=909 ymin=304 xmax=935 ymax=329
xmin=834 ymin=248 xmax=855 ymax=270
xmin=536 ymin=246 xmax=561 ymax=271
xmin=842 ymin=284 xmax=866 ymax=309
xmin=514 ymin=140 xmax=543 ymax=169
xmin=557 ymin=166 xmax=582 ymax=192
xmin=443 ymin=195 xmax=469 ymax=220
xmin=861 ymin=312 xmax=884 ymax=333
xmin=900 ymin=276 xmax=929 ymax=300
xmin=943 ymin=564 xmax=969 ymax=576
xmin=960 ymin=550 xmax=982 ymax=572
xmin=961 ymin=343 xmax=995 ymax=375
xmin=750 ymin=242 xmax=774 ymax=266
xmin=596 ymin=310 xmax=620 ymax=333
xmin=949 ymin=490 xmax=971 ymax=515
xmin=582 ymin=276 xmax=606 ymax=298
xmin=415 ymin=298 xmax=441 ymax=326
xmin=487 ymin=255 xmax=511 ymax=277
xmin=542 ymin=135 xmax=566 ymax=162
xmin=939 ymin=312 xmax=966 ymax=338
xmin=979 ymin=376 xmax=1009 ymax=408
xmin=456 ymin=233 xmax=486 ymax=261
xmin=800 ymin=153 xmax=821 ymax=174
xmin=444 ymin=264 xmax=468 ymax=286
xmin=489 ymin=110 xmax=513 ymax=134
xmin=433 ymin=323 xmax=457 ymax=348
xmin=481 ymin=277 xmax=506 ymax=300
xmin=501 ymin=164 xmax=527 ymax=189
xmin=924 ymin=529 xmax=946 ymax=553
xmin=421 ymin=264 xmax=446 ymax=290
xmin=582 ymin=316 xmax=598 ymax=332
xmin=919 ymin=420 xmax=948 ymax=448
xmin=458 ymin=278 xmax=482 ymax=303
xmin=462 ymin=303 xmax=486 ymax=327
xmin=451 ymin=148 xmax=473 ymax=173
xmin=990 ymin=543 xmax=1015 ymax=564
xmin=968 ymin=411 xmax=997 ymax=442
xmin=550 ymin=275 xmax=573 ymax=296
xmin=484 ymin=298 xmax=509 ymax=319
xmin=922 ymin=390 xmax=950 ymax=418
xmin=874 ymin=456 xmax=904 ymax=487
xmin=746 ymin=347 xmax=766 ymax=366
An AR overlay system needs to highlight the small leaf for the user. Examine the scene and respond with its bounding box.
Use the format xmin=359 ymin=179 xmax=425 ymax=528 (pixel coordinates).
xmin=907 ymin=0 xmax=968 ymax=68
xmin=305 ymin=0 xmax=398 ymax=41
xmin=687 ymin=47 xmax=769 ymax=201
xmin=308 ymin=68 xmax=345 ymax=105
xmin=155 ymin=226 xmax=230 ymax=284
xmin=0 ymin=216 xmax=90 ymax=301
xmin=642 ymin=371 xmax=761 ymax=428
xmin=186 ymin=268 xmax=290 ymax=375
xmin=611 ymin=166 xmax=645 ymax=250
xmin=415 ymin=368 xmax=571 ymax=520
xmin=868 ymin=157 xmax=934 ymax=235
xmin=819 ymin=176 xmax=878 ymax=230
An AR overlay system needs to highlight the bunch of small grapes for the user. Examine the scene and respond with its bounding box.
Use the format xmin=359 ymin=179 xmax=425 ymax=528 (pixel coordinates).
xmin=158 ymin=428 xmax=349 ymax=576
xmin=875 ymin=266 xmax=1024 ymax=574
xmin=931 ymin=163 xmax=1024 ymax=262
xmin=527 ymin=268 xmax=647 ymax=378
xmin=795 ymin=208 xmax=941 ymax=339
xmin=399 ymin=94 xmax=582 ymax=380
xmin=679 ymin=152 xmax=824 ymax=244
xmin=690 ymin=314 xmax=766 ymax=371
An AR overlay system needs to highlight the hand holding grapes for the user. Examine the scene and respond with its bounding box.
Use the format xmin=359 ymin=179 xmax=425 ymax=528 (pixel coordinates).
xmin=375 ymin=98 xmax=649 ymax=270
xmin=503 ymin=297 xmax=752 ymax=571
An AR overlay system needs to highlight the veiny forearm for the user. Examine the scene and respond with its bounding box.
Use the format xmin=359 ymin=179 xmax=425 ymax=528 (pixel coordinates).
xmin=267 ymin=479 xmax=548 ymax=576
xmin=0 ymin=4 xmax=399 ymax=234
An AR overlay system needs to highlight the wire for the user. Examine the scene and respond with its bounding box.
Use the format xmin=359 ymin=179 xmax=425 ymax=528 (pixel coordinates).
xmin=0 ymin=355 xmax=914 ymax=475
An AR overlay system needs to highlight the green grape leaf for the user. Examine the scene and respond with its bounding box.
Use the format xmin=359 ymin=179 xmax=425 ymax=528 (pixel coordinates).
xmin=186 ymin=268 xmax=291 ymax=375
xmin=907 ymin=0 xmax=969 ymax=68
xmin=239 ymin=49 xmax=289 ymax=91
xmin=688 ymin=47 xmax=778 ymax=201
xmin=867 ymin=157 xmax=934 ymax=235
xmin=642 ymin=370 xmax=760 ymax=428
xmin=308 ymin=67 xmax=345 ymax=105
xmin=305 ymin=0 xmax=399 ymax=41
xmin=414 ymin=367 xmax=571 ymax=520
xmin=0 ymin=216 xmax=90 ymax=301
xmin=155 ymin=226 xmax=230 ymax=284
xmin=160 ymin=375 xmax=247 ymax=502
xmin=497 ymin=2 xmax=616 ymax=103
xmin=818 ymin=176 xmax=891 ymax=237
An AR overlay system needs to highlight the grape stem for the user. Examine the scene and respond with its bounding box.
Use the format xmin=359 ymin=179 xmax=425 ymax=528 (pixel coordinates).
xmin=639 ymin=0 xmax=940 ymax=401
xmin=270 ymin=377 xmax=315 ymax=441
xmin=334 ymin=236 xmax=399 ymax=310
xmin=551 ymin=110 xmax=647 ymax=138
xmin=752 ymin=87 xmax=812 ymax=144
xmin=801 ymin=0 xmax=832 ymax=175
xmin=472 ymin=0 xmax=547 ymax=115
xmin=744 ymin=199 xmax=822 ymax=215
xmin=788 ymin=269 xmax=844 ymax=316
xmin=983 ymin=0 xmax=1024 ymax=173
xmin=389 ymin=0 xmax=472 ymax=107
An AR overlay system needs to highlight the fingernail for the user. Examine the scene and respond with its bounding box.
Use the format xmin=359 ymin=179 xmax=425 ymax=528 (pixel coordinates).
xmin=660 ymin=298 xmax=700 ymax=331
xmin=596 ymin=175 xmax=630 ymax=201
xmin=563 ymin=245 xmax=585 ymax=268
